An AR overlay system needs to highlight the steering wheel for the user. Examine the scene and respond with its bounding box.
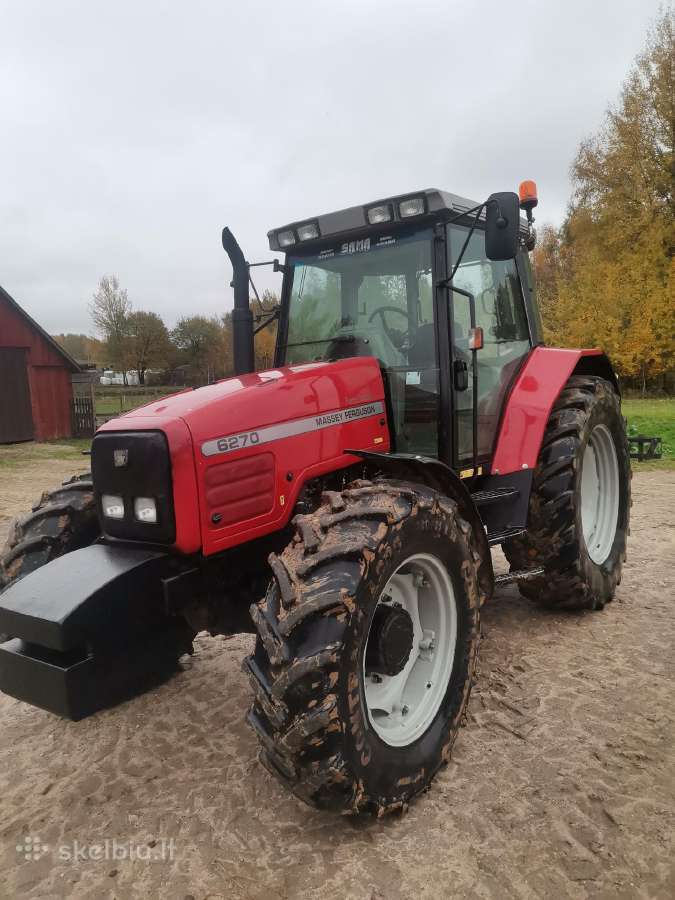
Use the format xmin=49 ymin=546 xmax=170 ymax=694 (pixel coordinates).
xmin=368 ymin=306 xmax=409 ymax=351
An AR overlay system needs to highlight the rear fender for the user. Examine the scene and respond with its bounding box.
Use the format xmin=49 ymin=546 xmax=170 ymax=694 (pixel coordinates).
xmin=491 ymin=348 xmax=618 ymax=476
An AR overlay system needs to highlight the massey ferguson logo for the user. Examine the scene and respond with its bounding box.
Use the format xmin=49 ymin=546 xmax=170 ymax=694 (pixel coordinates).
xmin=201 ymin=401 xmax=385 ymax=458
xmin=113 ymin=449 xmax=129 ymax=468
xmin=314 ymin=404 xmax=377 ymax=427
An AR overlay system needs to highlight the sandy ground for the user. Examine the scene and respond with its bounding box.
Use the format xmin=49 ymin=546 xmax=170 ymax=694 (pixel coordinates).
xmin=0 ymin=459 xmax=673 ymax=900
xmin=0 ymin=447 xmax=90 ymax=541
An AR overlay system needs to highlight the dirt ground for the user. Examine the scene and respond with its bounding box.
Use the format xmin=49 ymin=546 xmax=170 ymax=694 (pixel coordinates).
xmin=0 ymin=456 xmax=673 ymax=900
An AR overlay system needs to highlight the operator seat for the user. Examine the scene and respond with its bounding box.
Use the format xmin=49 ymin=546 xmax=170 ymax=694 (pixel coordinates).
xmin=407 ymin=324 xmax=436 ymax=386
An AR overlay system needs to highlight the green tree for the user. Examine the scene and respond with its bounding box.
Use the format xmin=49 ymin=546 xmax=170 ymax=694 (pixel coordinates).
xmin=170 ymin=315 xmax=223 ymax=383
xmin=126 ymin=311 xmax=171 ymax=385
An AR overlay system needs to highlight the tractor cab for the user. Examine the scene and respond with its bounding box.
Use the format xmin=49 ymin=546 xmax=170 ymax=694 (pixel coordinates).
xmin=268 ymin=188 xmax=541 ymax=474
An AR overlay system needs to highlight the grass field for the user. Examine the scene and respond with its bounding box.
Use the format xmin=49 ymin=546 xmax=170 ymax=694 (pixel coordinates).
xmin=94 ymin=386 xmax=184 ymax=416
xmin=0 ymin=439 xmax=91 ymax=471
xmin=623 ymin=398 xmax=674 ymax=468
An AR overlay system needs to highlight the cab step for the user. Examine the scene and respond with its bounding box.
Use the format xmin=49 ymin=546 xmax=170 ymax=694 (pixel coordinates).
xmin=495 ymin=567 xmax=545 ymax=587
xmin=472 ymin=487 xmax=520 ymax=506
xmin=487 ymin=526 xmax=526 ymax=545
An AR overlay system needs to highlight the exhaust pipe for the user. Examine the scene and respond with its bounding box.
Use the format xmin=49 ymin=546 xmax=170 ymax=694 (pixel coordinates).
xmin=222 ymin=227 xmax=254 ymax=375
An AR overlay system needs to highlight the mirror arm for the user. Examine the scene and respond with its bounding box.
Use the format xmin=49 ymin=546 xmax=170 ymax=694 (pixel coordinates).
xmin=253 ymin=308 xmax=280 ymax=335
xmin=437 ymin=202 xmax=487 ymax=288
xmin=524 ymin=227 xmax=537 ymax=252
xmin=445 ymin=201 xmax=487 ymax=226
xmin=249 ymin=258 xmax=288 ymax=275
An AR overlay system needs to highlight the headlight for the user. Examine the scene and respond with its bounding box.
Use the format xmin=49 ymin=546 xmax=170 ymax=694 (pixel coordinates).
xmin=366 ymin=203 xmax=393 ymax=224
xmin=296 ymin=221 xmax=320 ymax=241
xmin=134 ymin=497 xmax=158 ymax=523
xmin=277 ymin=229 xmax=296 ymax=247
xmin=398 ymin=197 xmax=426 ymax=218
xmin=102 ymin=494 xmax=125 ymax=519
xmin=92 ymin=431 xmax=175 ymax=543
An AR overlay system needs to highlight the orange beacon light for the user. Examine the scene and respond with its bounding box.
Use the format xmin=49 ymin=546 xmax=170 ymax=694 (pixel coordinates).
xmin=518 ymin=180 xmax=538 ymax=221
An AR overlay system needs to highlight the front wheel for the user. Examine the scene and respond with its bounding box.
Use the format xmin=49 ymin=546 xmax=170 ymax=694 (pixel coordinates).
xmin=244 ymin=479 xmax=483 ymax=816
xmin=0 ymin=474 xmax=99 ymax=642
xmin=503 ymin=375 xmax=631 ymax=611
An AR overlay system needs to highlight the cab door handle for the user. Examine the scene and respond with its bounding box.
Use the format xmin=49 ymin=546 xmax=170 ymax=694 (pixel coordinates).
xmin=453 ymin=359 xmax=469 ymax=391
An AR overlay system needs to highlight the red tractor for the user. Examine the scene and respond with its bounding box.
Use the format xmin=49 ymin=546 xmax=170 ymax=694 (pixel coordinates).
xmin=0 ymin=184 xmax=630 ymax=815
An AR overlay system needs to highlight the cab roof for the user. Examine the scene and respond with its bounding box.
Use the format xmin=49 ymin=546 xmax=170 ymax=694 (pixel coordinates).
xmin=267 ymin=188 xmax=527 ymax=252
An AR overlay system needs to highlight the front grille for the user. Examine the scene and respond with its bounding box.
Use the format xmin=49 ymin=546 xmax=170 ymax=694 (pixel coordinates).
xmin=91 ymin=430 xmax=176 ymax=543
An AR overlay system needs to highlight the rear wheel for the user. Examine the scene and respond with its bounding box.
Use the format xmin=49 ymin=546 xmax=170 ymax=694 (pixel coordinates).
xmin=244 ymin=479 xmax=484 ymax=815
xmin=503 ymin=376 xmax=631 ymax=611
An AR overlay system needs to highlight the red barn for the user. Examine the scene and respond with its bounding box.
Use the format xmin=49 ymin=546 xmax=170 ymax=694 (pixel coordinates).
xmin=0 ymin=285 xmax=80 ymax=443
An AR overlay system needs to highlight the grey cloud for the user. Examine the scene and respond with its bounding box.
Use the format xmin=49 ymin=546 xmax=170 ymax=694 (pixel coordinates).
xmin=1 ymin=0 xmax=662 ymax=333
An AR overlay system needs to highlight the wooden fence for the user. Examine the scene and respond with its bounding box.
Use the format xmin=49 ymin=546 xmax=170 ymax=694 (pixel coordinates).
xmin=72 ymin=396 xmax=96 ymax=437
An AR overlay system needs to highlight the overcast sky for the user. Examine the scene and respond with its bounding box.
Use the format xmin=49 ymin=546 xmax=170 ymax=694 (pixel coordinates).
xmin=0 ymin=0 xmax=663 ymax=335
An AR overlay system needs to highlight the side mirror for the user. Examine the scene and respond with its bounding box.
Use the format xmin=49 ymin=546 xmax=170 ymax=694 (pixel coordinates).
xmin=485 ymin=192 xmax=520 ymax=261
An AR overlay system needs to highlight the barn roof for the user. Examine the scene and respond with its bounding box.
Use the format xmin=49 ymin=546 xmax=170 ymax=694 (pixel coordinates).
xmin=0 ymin=284 xmax=80 ymax=372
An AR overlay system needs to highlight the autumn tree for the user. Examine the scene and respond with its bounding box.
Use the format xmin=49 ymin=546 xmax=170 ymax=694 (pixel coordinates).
xmin=550 ymin=9 xmax=674 ymax=391
xmin=127 ymin=311 xmax=171 ymax=385
xmin=531 ymin=224 xmax=565 ymax=343
xmin=215 ymin=311 xmax=235 ymax=377
xmin=52 ymin=333 xmax=106 ymax=364
xmin=213 ymin=291 xmax=279 ymax=378
xmin=252 ymin=289 xmax=279 ymax=370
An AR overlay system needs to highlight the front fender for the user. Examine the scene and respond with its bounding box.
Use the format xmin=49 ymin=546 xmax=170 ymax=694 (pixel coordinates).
xmin=347 ymin=450 xmax=494 ymax=604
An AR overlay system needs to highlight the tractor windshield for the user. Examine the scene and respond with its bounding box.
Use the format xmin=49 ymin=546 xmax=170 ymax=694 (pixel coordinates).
xmin=281 ymin=230 xmax=435 ymax=368
xmin=279 ymin=229 xmax=440 ymax=455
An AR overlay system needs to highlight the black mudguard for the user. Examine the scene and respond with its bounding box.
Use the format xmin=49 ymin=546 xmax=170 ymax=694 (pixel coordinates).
xmin=0 ymin=544 xmax=193 ymax=720
xmin=348 ymin=450 xmax=495 ymax=603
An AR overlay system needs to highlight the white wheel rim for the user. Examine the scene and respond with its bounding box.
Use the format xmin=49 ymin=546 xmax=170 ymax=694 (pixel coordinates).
xmin=363 ymin=553 xmax=458 ymax=747
xmin=580 ymin=424 xmax=620 ymax=565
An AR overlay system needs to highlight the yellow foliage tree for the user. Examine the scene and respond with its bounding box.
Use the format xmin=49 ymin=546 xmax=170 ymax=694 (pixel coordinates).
xmin=538 ymin=9 xmax=674 ymax=391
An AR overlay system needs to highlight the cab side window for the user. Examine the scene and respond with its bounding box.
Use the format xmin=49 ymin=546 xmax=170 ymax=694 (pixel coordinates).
xmin=448 ymin=226 xmax=531 ymax=459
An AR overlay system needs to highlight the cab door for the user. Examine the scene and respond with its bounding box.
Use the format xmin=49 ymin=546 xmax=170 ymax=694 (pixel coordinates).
xmin=447 ymin=225 xmax=532 ymax=469
xmin=449 ymin=285 xmax=476 ymax=467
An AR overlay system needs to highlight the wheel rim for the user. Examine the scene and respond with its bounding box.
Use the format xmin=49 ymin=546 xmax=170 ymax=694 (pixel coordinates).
xmin=580 ymin=424 xmax=620 ymax=565
xmin=363 ymin=553 xmax=458 ymax=747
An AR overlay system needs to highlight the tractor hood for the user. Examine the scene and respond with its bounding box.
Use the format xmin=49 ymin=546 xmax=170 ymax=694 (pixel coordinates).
xmin=95 ymin=357 xmax=389 ymax=556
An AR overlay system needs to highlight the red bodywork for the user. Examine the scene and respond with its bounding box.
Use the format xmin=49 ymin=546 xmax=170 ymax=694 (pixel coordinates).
xmin=491 ymin=347 xmax=607 ymax=475
xmin=98 ymin=358 xmax=389 ymax=556
xmin=96 ymin=346 xmax=611 ymax=556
